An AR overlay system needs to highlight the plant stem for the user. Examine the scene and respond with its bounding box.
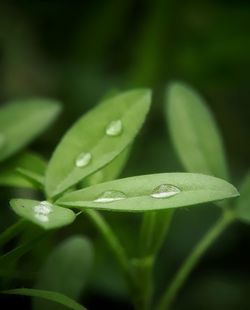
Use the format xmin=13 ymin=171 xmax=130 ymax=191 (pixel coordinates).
xmin=84 ymin=210 xmax=134 ymax=283
xmin=156 ymin=210 xmax=235 ymax=310
xmin=0 ymin=219 xmax=25 ymax=248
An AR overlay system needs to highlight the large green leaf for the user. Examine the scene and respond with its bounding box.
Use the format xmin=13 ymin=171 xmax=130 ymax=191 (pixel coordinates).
xmin=166 ymin=82 xmax=229 ymax=180
xmin=0 ymin=99 xmax=61 ymax=162
xmin=45 ymin=89 xmax=151 ymax=198
xmin=1 ymin=289 xmax=87 ymax=310
xmin=236 ymin=172 xmax=250 ymax=223
xmin=33 ymin=236 xmax=93 ymax=310
xmin=57 ymin=173 xmax=239 ymax=212
xmin=0 ymin=152 xmax=46 ymax=189
xmin=10 ymin=199 xmax=76 ymax=230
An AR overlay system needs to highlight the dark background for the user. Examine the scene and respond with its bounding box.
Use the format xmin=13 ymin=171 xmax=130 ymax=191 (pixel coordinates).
xmin=0 ymin=0 xmax=249 ymax=309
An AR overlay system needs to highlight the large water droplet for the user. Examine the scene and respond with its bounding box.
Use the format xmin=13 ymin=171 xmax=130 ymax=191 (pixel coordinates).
xmin=150 ymin=184 xmax=181 ymax=199
xmin=94 ymin=190 xmax=127 ymax=203
xmin=106 ymin=120 xmax=123 ymax=136
xmin=75 ymin=152 xmax=92 ymax=168
xmin=34 ymin=201 xmax=53 ymax=215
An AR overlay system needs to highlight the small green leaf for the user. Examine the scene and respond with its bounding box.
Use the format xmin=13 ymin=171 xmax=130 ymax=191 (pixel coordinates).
xmin=236 ymin=172 xmax=250 ymax=223
xmin=166 ymin=82 xmax=229 ymax=180
xmin=1 ymin=288 xmax=87 ymax=310
xmin=16 ymin=167 xmax=44 ymax=187
xmin=45 ymin=89 xmax=151 ymax=197
xmin=0 ymin=99 xmax=61 ymax=162
xmin=33 ymin=236 xmax=93 ymax=310
xmin=57 ymin=173 xmax=239 ymax=212
xmin=10 ymin=199 xmax=76 ymax=230
xmin=0 ymin=152 xmax=46 ymax=189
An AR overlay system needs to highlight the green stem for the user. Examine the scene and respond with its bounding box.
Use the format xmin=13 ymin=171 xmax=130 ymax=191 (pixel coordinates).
xmin=84 ymin=210 xmax=134 ymax=283
xmin=156 ymin=211 xmax=235 ymax=310
xmin=0 ymin=219 xmax=25 ymax=248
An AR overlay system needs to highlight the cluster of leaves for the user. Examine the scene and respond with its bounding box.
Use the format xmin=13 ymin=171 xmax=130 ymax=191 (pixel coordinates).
xmin=0 ymin=85 xmax=248 ymax=310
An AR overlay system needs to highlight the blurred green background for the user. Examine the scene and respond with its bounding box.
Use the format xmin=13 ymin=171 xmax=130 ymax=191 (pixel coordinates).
xmin=0 ymin=0 xmax=249 ymax=309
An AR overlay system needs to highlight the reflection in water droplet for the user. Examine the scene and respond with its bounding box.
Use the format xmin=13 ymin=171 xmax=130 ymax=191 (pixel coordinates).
xmin=106 ymin=120 xmax=123 ymax=136
xmin=35 ymin=213 xmax=49 ymax=222
xmin=94 ymin=190 xmax=127 ymax=203
xmin=150 ymin=184 xmax=181 ymax=199
xmin=75 ymin=152 xmax=92 ymax=168
xmin=34 ymin=201 xmax=53 ymax=215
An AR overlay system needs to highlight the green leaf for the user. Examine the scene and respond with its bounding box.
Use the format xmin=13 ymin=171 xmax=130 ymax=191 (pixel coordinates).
xmin=33 ymin=236 xmax=93 ymax=310
xmin=83 ymin=146 xmax=131 ymax=186
xmin=0 ymin=152 xmax=46 ymax=189
xmin=16 ymin=167 xmax=44 ymax=187
xmin=45 ymin=89 xmax=151 ymax=198
xmin=0 ymin=99 xmax=61 ymax=162
xmin=1 ymin=288 xmax=87 ymax=310
xmin=57 ymin=173 xmax=239 ymax=212
xmin=166 ymin=82 xmax=229 ymax=180
xmin=10 ymin=199 xmax=76 ymax=230
xmin=236 ymin=172 xmax=250 ymax=223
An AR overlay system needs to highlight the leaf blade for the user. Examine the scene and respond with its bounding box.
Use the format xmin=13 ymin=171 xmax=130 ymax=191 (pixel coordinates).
xmin=0 ymin=99 xmax=61 ymax=162
xmin=33 ymin=236 xmax=93 ymax=310
xmin=45 ymin=89 xmax=151 ymax=197
xmin=166 ymin=82 xmax=229 ymax=179
xmin=1 ymin=288 xmax=87 ymax=310
xmin=10 ymin=199 xmax=76 ymax=230
xmin=236 ymin=172 xmax=250 ymax=223
xmin=57 ymin=173 xmax=239 ymax=212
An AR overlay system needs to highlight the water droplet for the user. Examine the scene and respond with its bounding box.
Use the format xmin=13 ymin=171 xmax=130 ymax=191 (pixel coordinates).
xmin=106 ymin=120 xmax=123 ymax=136
xmin=75 ymin=152 xmax=92 ymax=168
xmin=35 ymin=213 xmax=49 ymax=222
xmin=150 ymin=184 xmax=181 ymax=199
xmin=33 ymin=201 xmax=53 ymax=215
xmin=94 ymin=190 xmax=127 ymax=203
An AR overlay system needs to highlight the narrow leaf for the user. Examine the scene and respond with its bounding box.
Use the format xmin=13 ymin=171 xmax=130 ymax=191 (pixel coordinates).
xmin=57 ymin=173 xmax=239 ymax=212
xmin=17 ymin=167 xmax=44 ymax=187
xmin=166 ymin=82 xmax=229 ymax=179
xmin=45 ymin=89 xmax=151 ymax=197
xmin=236 ymin=172 xmax=250 ymax=223
xmin=33 ymin=236 xmax=93 ymax=310
xmin=1 ymin=288 xmax=87 ymax=310
xmin=10 ymin=199 xmax=76 ymax=230
xmin=0 ymin=152 xmax=46 ymax=189
xmin=0 ymin=99 xmax=61 ymax=162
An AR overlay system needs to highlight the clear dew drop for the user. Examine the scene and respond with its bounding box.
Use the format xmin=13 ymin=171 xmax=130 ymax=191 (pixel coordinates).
xmin=106 ymin=119 xmax=123 ymax=136
xmin=150 ymin=184 xmax=181 ymax=199
xmin=33 ymin=201 xmax=53 ymax=215
xmin=75 ymin=152 xmax=92 ymax=168
xmin=94 ymin=190 xmax=127 ymax=203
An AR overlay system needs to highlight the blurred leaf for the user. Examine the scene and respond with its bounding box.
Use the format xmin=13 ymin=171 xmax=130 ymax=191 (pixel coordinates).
xmin=166 ymin=82 xmax=229 ymax=180
xmin=16 ymin=167 xmax=44 ymax=187
xmin=236 ymin=172 xmax=250 ymax=223
xmin=45 ymin=89 xmax=151 ymax=197
xmin=57 ymin=173 xmax=238 ymax=212
xmin=0 ymin=99 xmax=61 ymax=162
xmin=1 ymin=288 xmax=87 ymax=310
xmin=33 ymin=236 xmax=93 ymax=310
xmin=0 ymin=152 xmax=46 ymax=189
xmin=10 ymin=199 xmax=76 ymax=230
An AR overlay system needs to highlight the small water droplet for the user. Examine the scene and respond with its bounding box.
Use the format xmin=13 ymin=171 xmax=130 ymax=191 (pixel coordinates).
xmin=35 ymin=213 xmax=49 ymax=222
xmin=150 ymin=184 xmax=181 ymax=199
xmin=106 ymin=120 xmax=123 ymax=136
xmin=94 ymin=190 xmax=127 ymax=203
xmin=75 ymin=152 xmax=92 ymax=168
xmin=33 ymin=201 xmax=53 ymax=215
